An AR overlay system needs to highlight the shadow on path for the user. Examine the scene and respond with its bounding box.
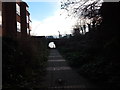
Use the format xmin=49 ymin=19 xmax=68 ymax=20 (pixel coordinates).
xmin=41 ymin=49 xmax=97 ymax=89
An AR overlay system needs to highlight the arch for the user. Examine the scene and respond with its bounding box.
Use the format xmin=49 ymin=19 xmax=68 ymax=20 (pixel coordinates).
xmin=46 ymin=38 xmax=59 ymax=49
xmin=48 ymin=42 xmax=56 ymax=49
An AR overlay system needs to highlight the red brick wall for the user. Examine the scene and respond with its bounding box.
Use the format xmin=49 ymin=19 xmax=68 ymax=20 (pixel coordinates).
xmin=20 ymin=2 xmax=27 ymax=37
xmin=2 ymin=2 xmax=17 ymax=38
xmin=0 ymin=1 xmax=2 ymax=37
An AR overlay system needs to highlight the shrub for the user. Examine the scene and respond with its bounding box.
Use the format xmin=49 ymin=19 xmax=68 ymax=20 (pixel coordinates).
xmin=3 ymin=36 xmax=48 ymax=88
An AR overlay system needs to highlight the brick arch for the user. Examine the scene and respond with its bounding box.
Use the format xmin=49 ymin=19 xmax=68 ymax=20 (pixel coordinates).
xmin=46 ymin=38 xmax=60 ymax=49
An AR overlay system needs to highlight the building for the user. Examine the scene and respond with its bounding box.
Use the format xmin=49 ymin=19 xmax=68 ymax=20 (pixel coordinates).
xmin=0 ymin=3 xmax=1 ymax=33
xmin=2 ymin=0 xmax=32 ymax=38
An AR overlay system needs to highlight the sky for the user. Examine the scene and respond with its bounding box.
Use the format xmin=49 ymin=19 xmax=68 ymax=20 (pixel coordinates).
xmin=24 ymin=1 xmax=77 ymax=36
xmin=23 ymin=0 xmax=107 ymax=37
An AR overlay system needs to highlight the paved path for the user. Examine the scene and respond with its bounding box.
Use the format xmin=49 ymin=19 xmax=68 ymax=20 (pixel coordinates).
xmin=41 ymin=49 xmax=96 ymax=89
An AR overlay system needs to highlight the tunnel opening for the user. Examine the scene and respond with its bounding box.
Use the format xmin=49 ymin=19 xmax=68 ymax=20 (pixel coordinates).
xmin=48 ymin=42 xmax=56 ymax=49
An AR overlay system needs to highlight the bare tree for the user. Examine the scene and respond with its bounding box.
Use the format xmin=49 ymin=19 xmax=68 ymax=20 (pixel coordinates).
xmin=61 ymin=0 xmax=103 ymax=32
xmin=61 ymin=0 xmax=103 ymax=18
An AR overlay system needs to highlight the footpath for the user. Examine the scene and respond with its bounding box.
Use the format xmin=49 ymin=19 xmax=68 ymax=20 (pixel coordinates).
xmin=41 ymin=49 xmax=96 ymax=89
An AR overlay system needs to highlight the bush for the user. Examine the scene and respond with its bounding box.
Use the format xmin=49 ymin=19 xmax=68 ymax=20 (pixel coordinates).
xmin=3 ymin=37 xmax=48 ymax=88
xmin=57 ymin=28 xmax=120 ymax=88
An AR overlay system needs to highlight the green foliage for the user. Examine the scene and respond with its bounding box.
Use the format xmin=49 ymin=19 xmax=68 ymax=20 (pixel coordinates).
xmin=3 ymin=37 xmax=48 ymax=88
xmin=57 ymin=27 xmax=120 ymax=88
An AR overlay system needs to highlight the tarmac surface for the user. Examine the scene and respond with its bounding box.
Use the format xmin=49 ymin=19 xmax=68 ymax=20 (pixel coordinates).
xmin=41 ymin=49 xmax=97 ymax=89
